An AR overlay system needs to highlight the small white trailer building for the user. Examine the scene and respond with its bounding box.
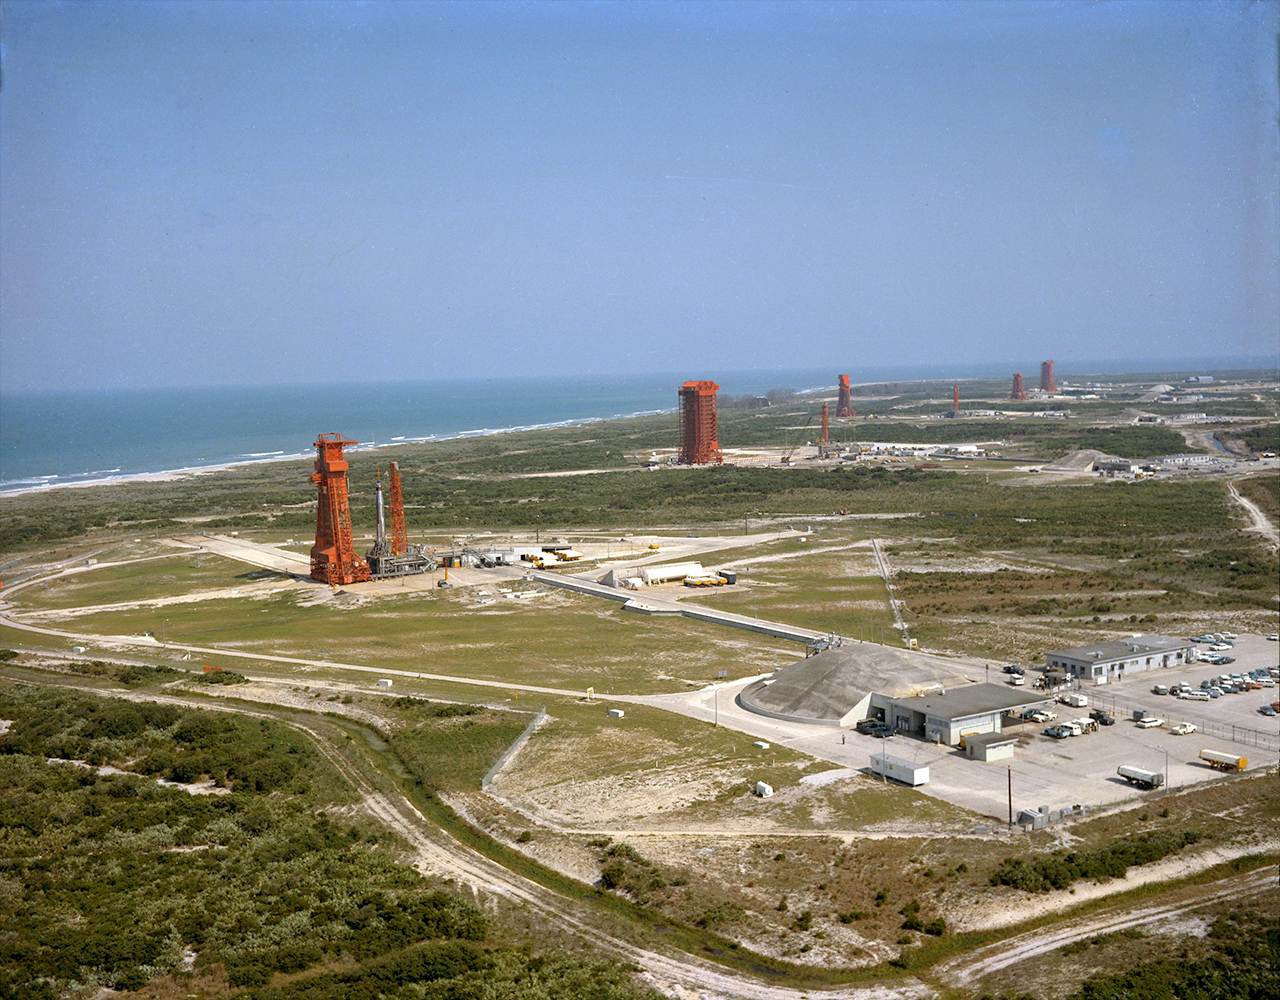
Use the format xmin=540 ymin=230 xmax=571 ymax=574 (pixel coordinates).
xmin=869 ymin=753 xmax=929 ymax=786
xmin=607 ymin=708 xmax=625 ymax=719
xmin=376 ymin=678 xmax=393 ymax=688
xmin=963 ymin=732 xmax=1017 ymax=762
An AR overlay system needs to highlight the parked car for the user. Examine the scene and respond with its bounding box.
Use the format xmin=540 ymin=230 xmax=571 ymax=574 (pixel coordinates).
xmin=1152 ymin=684 xmax=1169 ymax=696
xmin=1171 ymin=722 xmax=1197 ymax=735
xmin=1265 ymin=633 xmax=1278 ymax=641
xmin=1259 ymin=705 xmax=1277 ymax=717
xmin=1135 ymin=717 xmax=1164 ymax=729
xmin=1044 ymin=725 xmax=1072 ymax=739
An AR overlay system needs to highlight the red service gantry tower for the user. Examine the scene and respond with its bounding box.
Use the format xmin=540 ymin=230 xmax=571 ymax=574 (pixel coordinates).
xmin=310 ymin=434 xmax=371 ymax=586
xmin=1009 ymin=373 xmax=1026 ymax=400
xmin=677 ymin=381 xmax=723 ymax=464
xmin=388 ymin=461 xmax=408 ymax=556
xmin=820 ymin=402 xmax=830 ymax=444
xmin=952 ymin=384 xmax=960 ymax=415
xmin=1039 ymin=360 xmax=1058 ymax=393
xmin=836 ymin=374 xmax=854 ymax=417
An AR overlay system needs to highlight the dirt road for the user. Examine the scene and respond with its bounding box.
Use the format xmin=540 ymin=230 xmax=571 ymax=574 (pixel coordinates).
xmin=1228 ymin=482 xmax=1279 ymax=549
xmin=33 ymin=680 xmax=927 ymax=1000
xmin=934 ymin=866 xmax=1277 ymax=985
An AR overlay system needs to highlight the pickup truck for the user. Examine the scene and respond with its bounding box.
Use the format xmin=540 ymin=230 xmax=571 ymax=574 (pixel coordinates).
xmin=1089 ymin=709 xmax=1116 ymax=726
xmin=1171 ymin=722 xmax=1197 ymax=735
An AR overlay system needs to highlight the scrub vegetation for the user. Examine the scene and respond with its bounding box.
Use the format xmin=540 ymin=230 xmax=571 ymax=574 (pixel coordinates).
xmin=0 ymin=684 xmax=658 ymax=999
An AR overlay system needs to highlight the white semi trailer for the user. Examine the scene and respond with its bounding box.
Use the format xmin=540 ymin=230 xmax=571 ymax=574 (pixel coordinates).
xmin=870 ymin=754 xmax=929 ymax=786
xmin=1117 ymin=765 xmax=1163 ymax=789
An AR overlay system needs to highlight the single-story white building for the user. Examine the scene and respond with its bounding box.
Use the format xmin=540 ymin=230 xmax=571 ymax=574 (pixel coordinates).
xmin=964 ymin=732 xmax=1018 ymax=762
xmin=1045 ymin=635 xmax=1194 ymax=681
xmin=885 ymin=684 xmax=1050 ymax=746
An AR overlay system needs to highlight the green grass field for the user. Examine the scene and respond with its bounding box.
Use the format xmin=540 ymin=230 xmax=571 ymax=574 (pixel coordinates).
xmin=16 ymin=581 xmax=800 ymax=694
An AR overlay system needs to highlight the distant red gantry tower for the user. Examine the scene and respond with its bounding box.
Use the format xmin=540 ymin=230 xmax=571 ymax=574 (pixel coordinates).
xmin=836 ymin=374 xmax=854 ymax=418
xmin=952 ymin=384 xmax=960 ymax=415
xmin=1040 ymin=360 xmax=1057 ymax=393
xmin=310 ymin=434 xmax=371 ymax=586
xmin=678 ymin=381 xmax=723 ymax=464
xmin=820 ymin=402 xmax=830 ymax=444
xmin=1009 ymin=373 xmax=1026 ymax=400
xmin=388 ymin=461 xmax=408 ymax=556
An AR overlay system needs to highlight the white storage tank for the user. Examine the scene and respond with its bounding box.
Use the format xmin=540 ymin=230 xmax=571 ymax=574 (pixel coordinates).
xmin=639 ymin=562 xmax=705 ymax=585
xmin=754 ymin=781 xmax=774 ymax=798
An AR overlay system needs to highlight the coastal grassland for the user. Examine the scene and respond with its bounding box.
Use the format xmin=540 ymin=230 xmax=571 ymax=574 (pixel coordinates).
xmin=19 ymin=583 xmax=799 ymax=693
xmin=487 ymin=699 xmax=974 ymax=833
xmin=488 ymin=698 xmax=827 ymax=821
xmin=0 ymin=390 xmax=1232 ymax=554
xmin=554 ymin=771 xmax=1277 ymax=967
xmin=1236 ymin=473 xmax=1280 ymax=522
xmin=0 ymin=682 xmax=659 ymax=999
xmin=675 ymin=535 xmax=900 ymax=638
xmin=12 ymin=551 xmax=263 ymax=611
xmin=1236 ymin=423 xmax=1280 ymax=454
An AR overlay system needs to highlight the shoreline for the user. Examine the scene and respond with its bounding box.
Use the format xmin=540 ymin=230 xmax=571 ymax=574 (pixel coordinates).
xmin=0 ymin=406 xmax=679 ymax=498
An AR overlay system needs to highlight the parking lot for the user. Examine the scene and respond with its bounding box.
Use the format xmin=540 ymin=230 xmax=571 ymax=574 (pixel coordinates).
xmin=642 ymin=634 xmax=1279 ymax=824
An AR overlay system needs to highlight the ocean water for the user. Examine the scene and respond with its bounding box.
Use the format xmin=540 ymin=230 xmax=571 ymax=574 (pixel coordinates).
xmin=0 ymin=360 xmax=1270 ymax=492
xmin=0 ymin=369 xmax=823 ymax=491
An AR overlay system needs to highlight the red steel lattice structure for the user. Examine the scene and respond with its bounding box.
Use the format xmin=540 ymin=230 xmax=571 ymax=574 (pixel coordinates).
xmin=310 ymin=434 xmax=371 ymax=586
xmin=1039 ymin=360 xmax=1057 ymax=393
xmin=952 ymin=384 xmax=960 ymax=414
xmin=388 ymin=461 xmax=408 ymax=556
xmin=1009 ymin=373 xmax=1026 ymax=400
xmin=836 ymin=374 xmax=854 ymax=417
xmin=820 ymin=402 xmax=829 ymax=444
xmin=677 ymin=381 xmax=723 ymax=464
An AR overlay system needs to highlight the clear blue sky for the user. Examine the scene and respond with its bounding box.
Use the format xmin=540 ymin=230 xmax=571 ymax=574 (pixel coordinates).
xmin=1 ymin=0 xmax=1276 ymax=392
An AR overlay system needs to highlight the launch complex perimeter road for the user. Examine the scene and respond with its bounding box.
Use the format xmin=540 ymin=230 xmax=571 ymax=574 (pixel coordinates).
xmin=32 ymin=681 xmax=931 ymax=1000
xmin=12 ymin=678 xmax=1277 ymax=1000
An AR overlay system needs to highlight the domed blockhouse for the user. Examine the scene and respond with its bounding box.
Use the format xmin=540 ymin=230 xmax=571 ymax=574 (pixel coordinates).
xmin=737 ymin=644 xmax=1051 ymax=746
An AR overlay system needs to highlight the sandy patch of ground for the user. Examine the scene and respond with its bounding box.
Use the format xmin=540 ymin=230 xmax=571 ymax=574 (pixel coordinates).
xmin=944 ymin=836 xmax=1280 ymax=933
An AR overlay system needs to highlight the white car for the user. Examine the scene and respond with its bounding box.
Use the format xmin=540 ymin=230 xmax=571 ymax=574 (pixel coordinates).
xmin=1209 ymin=643 xmax=1233 ymax=652
xmin=1135 ymin=717 xmax=1164 ymax=729
xmin=1266 ymin=633 xmax=1278 ymax=641
xmin=1171 ymin=722 xmax=1197 ymax=735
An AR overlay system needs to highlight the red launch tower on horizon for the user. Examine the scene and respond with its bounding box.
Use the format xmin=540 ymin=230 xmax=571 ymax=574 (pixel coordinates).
xmin=1040 ymin=360 xmax=1058 ymax=393
xmin=1009 ymin=373 xmax=1027 ymax=400
xmin=836 ymin=374 xmax=854 ymax=417
xmin=820 ymin=402 xmax=830 ymax=444
xmin=677 ymin=381 xmax=723 ymax=464
xmin=310 ymin=434 xmax=371 ymax=586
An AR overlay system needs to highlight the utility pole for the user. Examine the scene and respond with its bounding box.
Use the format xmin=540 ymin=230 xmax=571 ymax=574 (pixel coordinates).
xmin=1008 ymin=767 xmax=1013 ymax=828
